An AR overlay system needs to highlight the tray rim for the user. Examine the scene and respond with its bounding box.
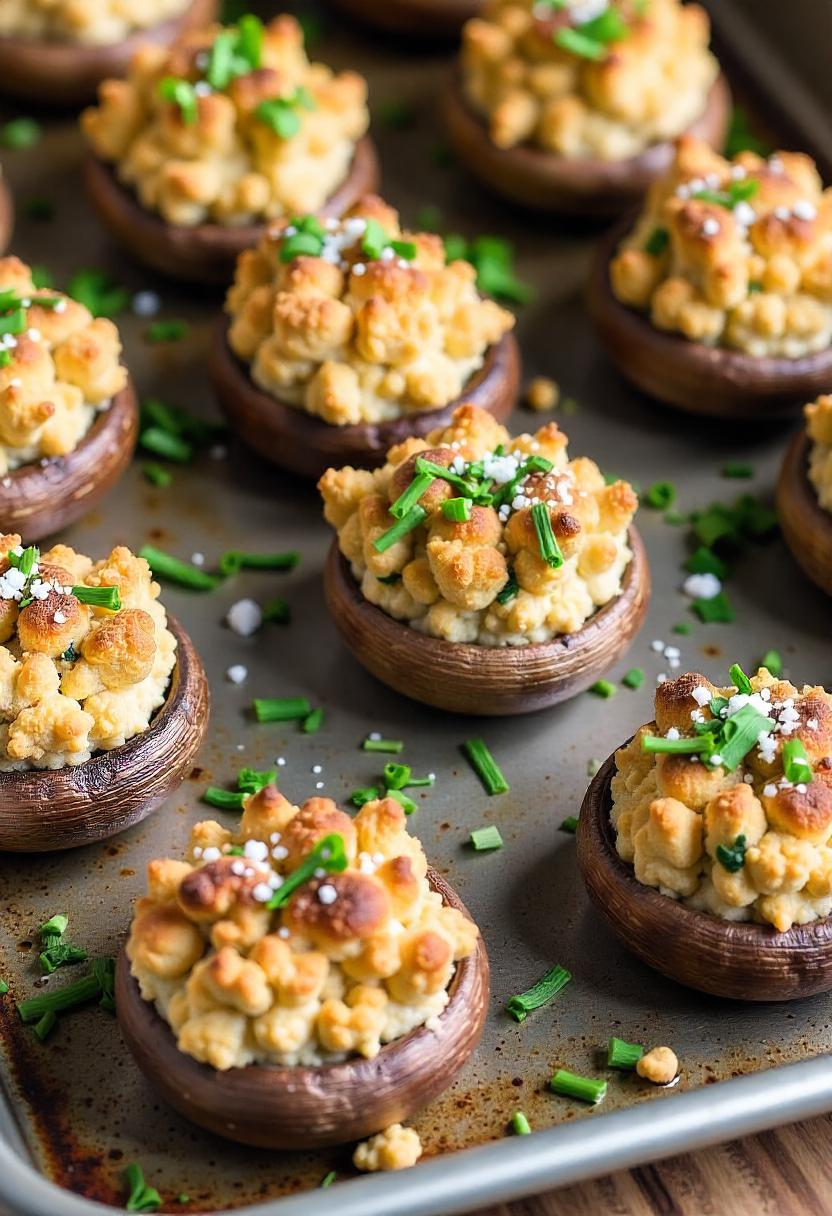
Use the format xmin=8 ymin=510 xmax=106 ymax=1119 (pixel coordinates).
xmin=3 ymin=2 xmax=832 ymax=1214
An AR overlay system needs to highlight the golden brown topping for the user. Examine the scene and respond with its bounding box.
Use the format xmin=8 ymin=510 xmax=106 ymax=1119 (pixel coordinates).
xmin=0 ymin=0 xmax=192 ymax=44
xmin=279 ymin=798 xmax=358 ymax=870
xmin=287 ymin=872 xmax=391 ymax=947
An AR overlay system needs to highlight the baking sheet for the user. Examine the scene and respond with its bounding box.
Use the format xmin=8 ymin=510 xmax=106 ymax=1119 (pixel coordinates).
xmin=1 ymin=3 xmax=832 ymax=1213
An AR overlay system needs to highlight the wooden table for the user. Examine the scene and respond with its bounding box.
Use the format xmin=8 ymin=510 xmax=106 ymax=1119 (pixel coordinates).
xmin=482 ymin=1115 xmax=832 ymax=1216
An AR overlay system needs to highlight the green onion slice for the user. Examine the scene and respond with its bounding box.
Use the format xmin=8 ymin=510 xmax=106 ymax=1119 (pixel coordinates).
xmin=253 ymin=697 xmax=311 ymax=724
xmin=470 ymin=825 xmax=503 ymax=851
xmin=139 ymin=545 xmax=220 ymax=591
xmin=72 ymin=586 xmax=121 ymax=611
xmin=373 ymin=505 xmax=426 ymax=553
xmin=219 ymin=550 xmax=299 ymax=576
xmin=510 ymin=1110 xmax=531 ymax=1135
xmin=266 ymin=833 xmax=348 ymax=910
xmin=607 ymin=1036 xmax=644 ymax=1070
xmin=550 ymin=1069 xmax=607 ymax=1105
xmin=507 ymin=964 xmax=571 ymax=1022
xmin=463 ymin=737 xmax=509 ymax=796
xmin=530 ymin=502 xmax=563 ymax=569
xmin=782 ymin=738 xmax=811 ymax=784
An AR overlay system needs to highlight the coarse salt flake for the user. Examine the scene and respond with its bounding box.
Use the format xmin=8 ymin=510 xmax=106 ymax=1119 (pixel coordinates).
xmin=226 ymin=598 xmax=262 ymax=637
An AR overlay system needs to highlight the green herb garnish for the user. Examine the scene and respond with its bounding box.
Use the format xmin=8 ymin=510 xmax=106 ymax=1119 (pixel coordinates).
xmin=68 ymin=269 xmax=130 ymax=318
xmin=72 ymin=585 xmax=121 ymax=611
xmin=138 ymin=545 xmax=220 ymax=591
xmin=645 ymin=481 xmax=676 ymax=509
xmin=139 ymin=427 xmax=193 ymax=463
xmin=716 ymin=834 xmax=747 ymax=873
xmin=470 ymin=825 xmax=504 ymax=851
xmin=363 ymin=737 xmax=404 ymax=754
xmin=783 ymin=738 xmax=811 ymax=785
xmin=256 ymin=87 xmax=316 ymax=139
xmin=373 ymin=505 xmax=427 ymax=553
xmin=530 ymin=501 xmax=563 ymax=569
xmin=607 ymin=1036 xmax=644 ymax=1069
xmin=266 ymin=833 xmax=348 ymax=910
xmin=1 ymin=118 xmax=42 ymax=149
xmin=145 ymin=320 xmax=189 ymax=344
xmin=589 ymin=679 xmax=616 ymax=699
xmin=761 ymin=649 xmax=782 ymax=677
xmin=463 ymin=737 xmax=509 ymax=796
xmin=510 ymin=1111 xmax=531 ymax=1135
xmin=253 ymin=697 xmax=311 ymax=723
xmin=645 ymin=227 xmax=669 ymax=257
xmin=159 ymin=76 xmax=199 ymax=125
xmin=508 ymin=964 xmax=571 ymax=1022
xmin=124 ymin=1162 xmax=162 ymax=1213
xmin=559 ymin=816 xmax=578 ymax=833
xmin=621 ymin=668 xmax=645 ymax=690
xmin=550 ymin=1069 xmax=607 ymax=1104
xmin=202 ymin=787 xmax=246 ymax=811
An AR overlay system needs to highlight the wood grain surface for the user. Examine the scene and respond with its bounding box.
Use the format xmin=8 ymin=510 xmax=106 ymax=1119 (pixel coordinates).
xmin=475 ymin=1113 xmax=832 ymax=1216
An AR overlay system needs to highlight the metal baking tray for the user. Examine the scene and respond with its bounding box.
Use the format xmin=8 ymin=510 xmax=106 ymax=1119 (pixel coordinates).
xmin=2 ymin=3 xmax=832 ymax=1213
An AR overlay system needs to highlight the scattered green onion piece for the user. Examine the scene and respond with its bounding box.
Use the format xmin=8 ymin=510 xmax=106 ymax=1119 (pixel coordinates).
xmin=589 ymin=679 xmax=616 ymax=699
xmin=361 ymin=218 xmax=388 ymax=260
xmin=414 ymin=457 xmax=472 ymax=494
xmin=642 ymin=734 xmax=710 ymax=757
xmin=721 ymin=462 xmax=754 ymax=479
xmin=253 ymin=697 xmax=311 ymax=723
xmin=0 ymin=979 xmax=7 ymax=995
xmin=607 ymin=1036 xmax=644 ymax=1070
xmin=508 ymin=964 xmax=571 ymax=1022
xmin=390 ymin=471 xmax=434 ymax=520
xmin=68 ymin=269 xmax=130 ymax=318
xmin=40 ymin=914 xmax=68 ymax=940
xmin=350 ymin=787 xmax=380 ymax=809
xmin=645 ymin=227 xmax=669 ymax=257
xmin=159 ymin=76 xmax=199 ymax=125
xmin=138 ymin=545 xmax=220 ymax=591
xmin=373 ymin=505 xmax=427 ymax=553
xmin=139 ymin=427 xmax=192 ymax=463
xmin=363 ymin=737 xmax=404 ymax=754
xmin=202 ymin=787 xmax=246 ymax=811
xmin=729 ymin=663 xmax=752 ymax=695
xmin=673 ymin=622 xmax=693 ymax=635
xmin=405 ymin=774 xmax=435 ymax=788
xmin=177 ymin=1197 xmax=190 ymax=1206
xmin=219 ymin=549 xmax=299 ymax=576
xmin=320 ymin=1171 xmax=337 ymax=1189
xmin=712 ymin=704 xmax=773 ymax=771
xmin=664 ymin=508 xmax=687 ymax=526
xmin=124 ymin=1162 xmax=162 ymax=1213
xmin=33 ymin=1010 xmax=57 ymax=1042
xmin=761 ymin=649 xmax=782 ymax=677
xmin=391 ymin=239 xmax=417 ymax=260
xmin=266 ymin=833 xmax=348 ymax=910
xmin=263 ymin=597 xmax=291 ymax=624
xmin=303 ymin=708 xmax=324 ymax=734
xmin=497 ymin=568 xmax=519 ymax=605
xmin=559 ymin=816 xmax=578 ymax=833
xmin=145 ymin=320 xmax=189 ymax=344
xmin=716 ymin=833 xmax=747 ymax=873
xmin=17 ymin=970 xmax=103 ymax=1022
xmin=143 ymin=463 xmax=173 ymax=488
xmin=237 ymin=767 xmax=276 ymax=794
xmin=93 ymin=958 xmax=116 ymax=1013
xmin=783 ymin=738 xmax=811 ymax=784
xmin=645 ymin=481 xmax=676 ymax=509
xmin=383 ymin=762 xmax=412 ymax=790
xmin=550 ymin=1069 xmax=607 ymax=1105
xmin=685 ymin=547 xmax=727 ymax=578
xmin=693 ymin=592 xmax=734 ymax=624
xmin=386 ymin=788 xmax=417 ymax=815
xmin=510 ymin=1111 xmax=531 ymax=1135
xmin=1 ymin=118 xmax=42 ymax=149
xmin=530 ymin=502 xmax=563 ymax=569
xmin=463 ymin=737 xmax=509 ymax=796
xmin=554 ymin=27 xmax=607 ymax=60
xmin=442 ymin=496 xmax=473 ymax=523
xmin=39 ymin=944 xmax=87 ymax=975
xmin=72 ymin=585 xmax=121 ymax=611
xmin=470 ymin=825 xmax=504 ymax=851
xmin=280 ymin=230 xmax=324 ymax=261
xmin=621 ymin=668 xmax=645 ymax=691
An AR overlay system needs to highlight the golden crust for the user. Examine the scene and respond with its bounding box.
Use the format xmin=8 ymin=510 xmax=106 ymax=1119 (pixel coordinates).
xmin=319 ymin=401 xmax=637 ymax=646
xmin=0 ymin=0 xmax=190 ymax=43
xmin=279 ymin=797 xmax=358 ymax=870
xmin=287 ymin=872 xmax=391 ymax=947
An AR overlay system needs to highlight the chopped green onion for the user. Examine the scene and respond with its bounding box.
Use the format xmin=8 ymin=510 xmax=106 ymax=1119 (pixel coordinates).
xmin=143 ymin=463 xmax=173 ymax=488
xmin=266 ymin=833 xmax=348 ymax=910
xmin=714 ymin=704 xmax=773 ymax=771
xmin=386 ymin=788 xmax=417 ymax=815
xmin=219 ymin=550 xmax=299 ymax=576
xmin=256 ymin=90 xmax=315 ymax=139
xmin=361 ymin=218 xmax=388 ymax=260
xmin=391 ymin=239 xmax=417 ymax=260
xmin=373 ymin=505 xmax=426 ymax=553
xmin=68 ymin=269 xmax=130 ymax=318
xmin=138 ymin=545 xmax=220 ymax=591
xmin=716 ymin=833 xmax=747 ymax=873
xmin=124 ymin=1161 xmax=162 ymax=1213
xmin=550 ymin=1069 xmax=607 ymax=1105
xmin=1 ymin=118 xmax=42 ymax=149
xmin=721 ymin=463 xmax=754 ymax=479
xmin=664 ymin=508 xmax=688 ymax=526
xmin=761 ymin=649 xmax=782 ymax=677
xmin=383 ymin=762 xmax=412 ymax=790
xmin=463 ymin=738 xmax=509 ymax=796
xmin=139 ymin=427 xmax=192 ymax=463
xmin=783 ymin=738 xmax=811 ymax=784
xmin=559 ymin=816 xmax=578 ymax=833
xmin=39 ymin=944 xmax=87 ymax=975
xmin=607 ymin=1036 xmax=644 ymax=1070
xmin=33 ymin=1010 xmax=57 ymax=1042
xmin=693 ymin=592 xmax=735 ymax=624
xmin=237 ymin=767 xmax=276 ymax=794
xmin=497 ymin=568 xmax=519 ymax=605
xmin=645 ymin=227 xmax=669 ymax=257
xmin=685 ymin=547 xmax=727 ymax=578
xmin=642 ymin=734 xmax=710 ymax=756
xmin=145 ymin=320 xmax=189 ymax=344
xmin=555 ymin=27 xmax=608 ymax=59
xmin=414 ymin=457 xmax=471 ymax=494
xmin=729 ymin=663 xmax=752 ymax=695
xmin=17 ymin=967 xmax=107 ymax=1022
xmin=159 ymin=76 xmax=199 ymax=124
xmin=263 ymin=597 xmax=291 ymax=624
xmin=377 ymin=99 xmax=416 ymax=129
xmin=673 ymin=621 xmax=693 ymax=635
xmin=442 ymin=496 xmax=473 ymax=522
xmin=363 ymin=737 xmax=404 ymax=754
xmin=320 ymin=1171 xmax=337 ymax=1189
xmin=530 ymin=502 xmax=563 ymax=569
xmin=0 ymin=979 xmax=8 ymax=995
xmin=253 ymin=697 xmax=311 ymax=723
xmin=39 ymin=914 xmax=68 ymax=940
xmin=390 ymin=471 xmax=434 ymax=520
xmin=93 ymin=958 xmax=116 ymax=1013
xmin=645 ymin=481 xmax=676 ymax=509
xmin=404 ymin=774 xmax=435 ymax=787
xmin=508 ymin=964 xmax=571 ymax=1022
xmin=202 ymin=787 xmax=246 ymax=811
xmin=72 ymin=585 xmax=121 ymax=611
xmin=621 ymin=668 xmax=645 ymax=690
xmin=510 ymin=1111 xmax=531 ymax=1135
xmin=303 ymin=708 xmax=324 ymax=734
xmin=470 ymin=825 xmax=504 ymax=851
xmin=350 ymin=787 xmax=380 ymax=809
xmin=589 ymin=679 xmax=616 ymax=699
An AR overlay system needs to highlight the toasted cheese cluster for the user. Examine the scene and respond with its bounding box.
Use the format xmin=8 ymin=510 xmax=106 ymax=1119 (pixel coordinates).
xmin=611 ymin=137 xmax=832 ymax=358
xmin=0 ymin=538 xmax=176 ymax=770
xmin=460 ymin=0 xmax=717 ymax=160
xmin=0 ymin=258 xmax=127 ymax=476
xmin=0 ymin=0 xmax=189 ymax=45
xmin=611 ymin=669 xmax=832 ymax=932
xmin=319 ymin=402 xmax=637 ymax=645
xmin=353 ymin=1124 xmax=423 ymax=1172
xmin=81 ymin=16 xmax=369 ymax=227
xmin=226 ymin=195 xmax=515 ymax=425
xmin=805 ymin=395 xmax=832 ymax=513
xmin=127 ymin=787 xmax=479 ymax=1070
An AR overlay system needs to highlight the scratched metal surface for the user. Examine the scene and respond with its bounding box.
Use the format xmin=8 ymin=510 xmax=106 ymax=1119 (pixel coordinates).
xmin=1 ymin=3 xmax=831 ymax=1214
